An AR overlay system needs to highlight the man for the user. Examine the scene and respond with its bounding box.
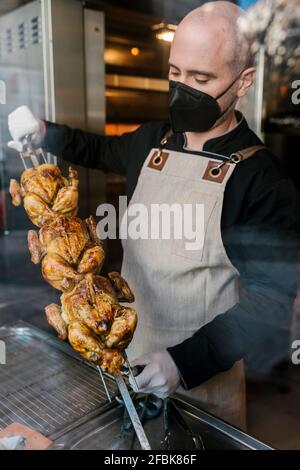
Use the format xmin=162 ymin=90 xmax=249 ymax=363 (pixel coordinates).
xmin=7 ymin=1 xmax=298 ymax=429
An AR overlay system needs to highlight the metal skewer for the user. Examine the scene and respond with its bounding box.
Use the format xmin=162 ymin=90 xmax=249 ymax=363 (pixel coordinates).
xmin=18 ymin=135 xmax=47 ymax=169
xmin=124 ymin=351 xmax=139 ymax=392
xmin=36 ymin=147 xmax=48 ymax=163
xmin=96 ymin=365 xmax=112 ymax=402
xmin=19 ymin=152 xmax=28 ymax=170
xmin=115 ymin=372 xmax=151 ymax=450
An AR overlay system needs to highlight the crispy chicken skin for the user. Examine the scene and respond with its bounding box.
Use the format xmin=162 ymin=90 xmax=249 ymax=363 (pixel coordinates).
xmin=61 ymin=275 xmax=117 ymax=335
xmin=9 ymin=164 xmax=79 ymax=227
xmin=108 ymin=272 xmax=135 ymax=303
xmin=44 ymin=273 xmax=137 ymax=367
xmin=45 ymin=303 xmax=68 ymax=340
xmin=68 ymin=321 xmax=124 ymax=373
xmin=44 ymin=306 xmax=125 ymax=373
xmin=27 ymin=215 xmax=105 ymax=291
xmin=9 ymin=179 xmax=22 ymax=206
xmin=11 ymin=162 xmax=137 ymax=374
xmin=105 ymin=305 xmax=138 ymax=349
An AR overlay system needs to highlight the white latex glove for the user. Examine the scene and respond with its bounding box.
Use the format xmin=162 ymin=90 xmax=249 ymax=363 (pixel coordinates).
xmin=7 ymin=141 xmax=23 ymax=153
xmin=129 ymin=351 xmax=180 ymax=399
xmin=8 ymin=105 xmax=46 ymax=151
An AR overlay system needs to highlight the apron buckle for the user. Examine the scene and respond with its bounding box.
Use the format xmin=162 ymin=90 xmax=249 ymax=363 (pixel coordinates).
xmin=148 ymin=149 xmax=170 ymax=171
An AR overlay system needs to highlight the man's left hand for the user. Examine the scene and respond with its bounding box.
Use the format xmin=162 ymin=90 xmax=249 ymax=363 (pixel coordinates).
xmin=129 ymin=351 xmax=180 ymax=399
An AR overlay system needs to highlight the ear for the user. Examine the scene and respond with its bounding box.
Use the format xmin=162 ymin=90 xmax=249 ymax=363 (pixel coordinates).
xmin=237 ymin=67 xmax=256 ymax=98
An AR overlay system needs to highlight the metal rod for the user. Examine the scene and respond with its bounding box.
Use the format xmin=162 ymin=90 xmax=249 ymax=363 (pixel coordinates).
xmin=115 ymin=372 xmax=151 ymax=450
xmin=163 ymin=398 xmax=171 ymax=450
xmin=19 ymin=153 xmax=28 ymax=170
xmin=37 ymin=147 xmax=48 ymax=163
xmin=97 ymin=366 xmax=112 ymax=403
xmin=30 ymin=154 xmax=40 ymax=168
xmin=124 ymin=352 xmax=139 ymax=392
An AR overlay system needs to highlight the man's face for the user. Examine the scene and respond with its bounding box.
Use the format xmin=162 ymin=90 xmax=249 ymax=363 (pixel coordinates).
xmin=168 ymin=19 xmax=239 ymax=111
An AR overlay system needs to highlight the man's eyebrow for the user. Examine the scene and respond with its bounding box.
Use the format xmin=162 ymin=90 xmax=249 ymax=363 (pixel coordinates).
xmin=168 ymin=62 xmax=217 ymax=78
xmin=168 ymin=62 xmax=180 ymax=70
xmin=188 ymin=69 xmax=217 ymax=78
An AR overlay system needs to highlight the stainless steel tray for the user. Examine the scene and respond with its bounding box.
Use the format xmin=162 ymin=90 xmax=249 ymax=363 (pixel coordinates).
xmin=0 ymin=321 xmax=117 ymax=440
xmin=52 ymin=396 xmax=273 ymax=450
xmin=0 ymin=321 xmax=273 ymax=450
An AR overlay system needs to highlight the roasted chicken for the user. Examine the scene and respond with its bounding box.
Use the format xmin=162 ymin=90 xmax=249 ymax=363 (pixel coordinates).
xmin=45 ymin=273 xmax=137 ymax=373
xmin=10 ymin=161 xmax=138 ymax=375
xmin=9 ymin=164 xmax=78 ymax=227
xmin=27 ymin=215 xmax=105 ymax=291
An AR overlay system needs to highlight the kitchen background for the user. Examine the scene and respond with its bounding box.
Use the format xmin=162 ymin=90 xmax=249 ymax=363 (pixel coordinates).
xmin=0 ymin=0 xmax=299 ymax=449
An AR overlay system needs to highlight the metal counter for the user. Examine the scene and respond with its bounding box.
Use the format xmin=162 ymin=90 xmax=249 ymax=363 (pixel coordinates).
xmin=0 ymin=322 xmax=273 ymax=450
xmin=0 ymin=322 xmax=116 ymax=441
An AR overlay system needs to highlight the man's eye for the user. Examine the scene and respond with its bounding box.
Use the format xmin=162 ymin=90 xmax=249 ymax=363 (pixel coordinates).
xmin=194 ymin=77 xmax=208 ymax=85
xmin=169 ymin=70 xmax=180 ymax=76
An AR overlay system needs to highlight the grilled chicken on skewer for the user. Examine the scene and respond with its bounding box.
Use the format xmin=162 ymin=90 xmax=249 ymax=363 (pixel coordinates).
xmin=9 ymin=164 xmax=78 ymax=227
xmin=45 ymin=303 xmax=124 ymax=374
xmin=68 ymin=322 xmax=124 ymax=373
xmin=10 ymin=158 xmax=138 ymax=375
xmin=27 ymin=215 xmax=105 ymax=291
xmin=45 ymin=274 xmax=137 ymax=373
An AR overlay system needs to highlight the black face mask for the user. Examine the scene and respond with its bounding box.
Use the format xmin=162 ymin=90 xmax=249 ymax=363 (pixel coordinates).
xmin=169 ymin=72 xmax=243 ymax=133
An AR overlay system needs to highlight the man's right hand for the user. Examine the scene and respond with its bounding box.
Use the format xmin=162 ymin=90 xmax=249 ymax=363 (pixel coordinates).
xmin=8 ymin=106 xmax=46 ymax=152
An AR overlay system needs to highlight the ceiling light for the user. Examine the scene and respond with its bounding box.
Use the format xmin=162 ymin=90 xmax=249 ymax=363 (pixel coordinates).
xmin=131 ymin=47 xmax=140 ymax=56
xmin=152 ymin=23 xmax=177 ymax=43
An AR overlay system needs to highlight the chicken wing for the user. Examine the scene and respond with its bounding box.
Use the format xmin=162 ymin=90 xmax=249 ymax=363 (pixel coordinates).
xmin=51 ymin=167 xmax=79 ymax=216
xmin=29 ymin=215 xmax=105 ymax=291
xmin=28 ymin=230 xmax=43 ymax=264
xmin=105 ymin=305 xmax=137 ymax=349
xmin=108 ymin=272 xmax=135 ymax=303
xmin=9 ymin=179 xmax=22 ymax=206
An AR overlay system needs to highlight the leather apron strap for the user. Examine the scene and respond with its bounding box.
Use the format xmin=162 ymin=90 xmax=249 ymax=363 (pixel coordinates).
xmin=159 ymin=130 xmax=267 ymax=164
xmin=233 ymin=144 xmax=267 ymax=162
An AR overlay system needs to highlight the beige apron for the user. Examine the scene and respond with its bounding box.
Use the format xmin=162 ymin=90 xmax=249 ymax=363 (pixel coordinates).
xmin=121 ymin=136 xmax=266 ymax=431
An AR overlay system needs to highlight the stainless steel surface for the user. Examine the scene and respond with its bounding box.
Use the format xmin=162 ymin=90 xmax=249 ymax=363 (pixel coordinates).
xmin=43 ymin=0 xmax=106 ymax=217
xmin=84 ymin=9 xmax=105 ymax=134
xmin=0 ymin=0 xmax=106 ymax=248
xmin=0 ymin=323 xmax=272 ymax=450
xmin=42 ymin=0 xmax=85 ymax=129
xmin=0 ymin=0 xmax=49 ymax=232
xmin=115 ymin=372 xmax=152 ymax=450
xmin=0 ymin=322 xmax=117 ymax=440
xmin=52 ymin=394 xmax=273 ymax=450
xmin=82 ymin=7 xmax=106 ymax=218
xmin=173 ymin=395 xmax=273 ymax=451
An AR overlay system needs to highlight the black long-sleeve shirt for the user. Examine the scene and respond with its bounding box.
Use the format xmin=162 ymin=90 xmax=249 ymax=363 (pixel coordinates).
xmin=43 ymin=111 xmax=299 ymax=389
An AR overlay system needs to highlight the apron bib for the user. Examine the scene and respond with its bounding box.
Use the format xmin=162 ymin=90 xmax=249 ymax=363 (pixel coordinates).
xmin=121 ymin=140 xmax=265 ymax=430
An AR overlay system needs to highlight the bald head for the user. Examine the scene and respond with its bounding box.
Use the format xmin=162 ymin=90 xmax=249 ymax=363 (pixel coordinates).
xmin=168 ymin=1 xmax=256 ymax=126
xmin=171 ymin=1 xmax=253 ymax=75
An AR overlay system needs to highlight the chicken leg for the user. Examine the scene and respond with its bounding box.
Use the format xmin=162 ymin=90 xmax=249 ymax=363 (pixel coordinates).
xmin=68 ymin=321 xmax=124 ymax=373
xmin=45 ymin=303 xmax=68 ymax=340
xmin=108 ymin=272 xmax=135 ymax=303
